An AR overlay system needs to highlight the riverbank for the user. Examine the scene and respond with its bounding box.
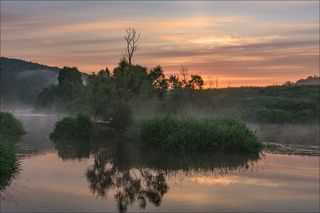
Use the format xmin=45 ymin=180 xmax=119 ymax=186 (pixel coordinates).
xmin=264 ymin=142 xmax=320 ymax=156
xmin=0 ymin=112 xmax=25 ymax=190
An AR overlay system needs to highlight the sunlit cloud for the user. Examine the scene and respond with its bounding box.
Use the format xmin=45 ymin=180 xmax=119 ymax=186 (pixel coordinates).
xmin=1 ymin=1 xmax=318 ymax=87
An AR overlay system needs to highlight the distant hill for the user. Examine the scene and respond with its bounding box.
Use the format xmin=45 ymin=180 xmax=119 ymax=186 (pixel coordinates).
xmin=0 ymin=57 xmax=60 ymax=106
xmin=295 ymin=75 xmax=320 ymax=86
xmin=1 ymin=57 xmax=60 ymax=73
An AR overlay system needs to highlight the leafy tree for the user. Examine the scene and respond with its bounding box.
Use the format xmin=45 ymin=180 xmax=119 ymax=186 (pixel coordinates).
xmin=97 ymin=68 xmax=111 ymax=78
xmin=188 ymin=75 xmax=204 ymax=89
xmin=148 ymin=66 xmax=168 ymax=98
xmin=168 ymin=75 xmax=183 ymax=89
xmin=36 ymin=66 xmax=84 ymax=111
xmin=58 ymin=66 xmax=82 ymax=85
xmin=112 ymin=59 xmax=151 ymax=99
xmin=85 ymin=68 xmax=116 ymax=120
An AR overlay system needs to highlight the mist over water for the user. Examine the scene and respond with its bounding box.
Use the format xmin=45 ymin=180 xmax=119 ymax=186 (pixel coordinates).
xmin=13 ymin=112 xmax=60 ymax=155
xmin=248 ymin=123 xmax=320 ymax=145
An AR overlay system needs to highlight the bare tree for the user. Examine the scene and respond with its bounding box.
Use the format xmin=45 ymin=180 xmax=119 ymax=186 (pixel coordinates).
xmin=124 ymin=28 xmax=140 ymax=66
xmin=227 ymin=80 xmax=231 ymax=88
xmin=179 ymin=65 xmax=189 ymax=86
xmin=206 ymin=80 xmax=215 ymax=89
xmin=215 ymin=77 xmax=219 ymax=88
xmin=205 ymin=77 xmax=219 ymax=89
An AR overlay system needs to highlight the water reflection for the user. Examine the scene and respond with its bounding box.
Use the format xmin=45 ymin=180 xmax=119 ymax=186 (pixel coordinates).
xmin=0 ymin=163 xmax=20 ymax=192
xmin=54 ymin=139 xmax=91 ymax=160
xmin=3 ymin=115 xmax=318 ymax=212
xmin=87 ymin=152 xmax=169 ymax=212
xmin=53 ymin=136 xmax=260 ymax=212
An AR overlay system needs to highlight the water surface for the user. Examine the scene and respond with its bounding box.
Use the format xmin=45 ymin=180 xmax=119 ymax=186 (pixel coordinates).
xmin=1 ymin=114 xmax=319 ymax=212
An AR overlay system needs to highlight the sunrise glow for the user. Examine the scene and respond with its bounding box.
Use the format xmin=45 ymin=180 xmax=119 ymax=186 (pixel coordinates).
xmin=1 ymin=1 xmax=319 ymax=87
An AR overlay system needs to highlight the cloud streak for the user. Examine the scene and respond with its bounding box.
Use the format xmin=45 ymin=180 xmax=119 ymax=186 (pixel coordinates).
xmin=1 ymin=1 xmax=319 ymax=87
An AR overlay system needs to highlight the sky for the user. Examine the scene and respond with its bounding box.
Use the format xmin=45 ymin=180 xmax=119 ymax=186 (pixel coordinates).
xmin=1 ymin=1 xmax=319 ymax=87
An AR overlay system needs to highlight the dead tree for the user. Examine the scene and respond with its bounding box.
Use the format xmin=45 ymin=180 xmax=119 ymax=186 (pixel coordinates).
xmin=179 ymin=65 xmax=189 ymax=86
xmin=124 ymin=28 xmax=140 ymax=66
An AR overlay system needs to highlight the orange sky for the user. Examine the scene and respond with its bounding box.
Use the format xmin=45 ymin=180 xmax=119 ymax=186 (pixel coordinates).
xmin=1 ymin=1 xmax=319 ymax=87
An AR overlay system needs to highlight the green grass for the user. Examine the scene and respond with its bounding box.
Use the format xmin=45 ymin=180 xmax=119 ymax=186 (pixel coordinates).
xmin=0 ymin=111 xmax=25 ymax=141
xmin=134 ymin=115 xmax=263 ymax=153
xmin=50 ymin=112 xmax=93 ymax=141
xmin=0 ymin=138 xmax=19 ymax=190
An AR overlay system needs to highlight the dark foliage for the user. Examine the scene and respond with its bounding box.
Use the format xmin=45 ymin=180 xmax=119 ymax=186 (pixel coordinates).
xmin=50 ymin=113 xmax=92 ymax=141
xmin=35 ymin=66 xmax=86 ymax=111
xmin=0 ymin=111 xmax=25 ymax=141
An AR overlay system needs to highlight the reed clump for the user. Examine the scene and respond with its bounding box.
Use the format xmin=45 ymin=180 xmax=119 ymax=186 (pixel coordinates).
xmin=136 ymin=115 xmax=263 ymax=153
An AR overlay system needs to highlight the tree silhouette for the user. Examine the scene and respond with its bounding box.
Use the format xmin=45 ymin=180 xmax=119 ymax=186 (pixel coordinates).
xmin=188 ymin=75 xmax=204 ymax=89
xmin=148 ymin=66 xmax=169 ymax=98
xmin=124 ymin=28 xmax=140 ymax=66
xmin=179 ymin=65 xmax=189 ymax=87
xmin=58 ymin=66 xmax=82 ymax=85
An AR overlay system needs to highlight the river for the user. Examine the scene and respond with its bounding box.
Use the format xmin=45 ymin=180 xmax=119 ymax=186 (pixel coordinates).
xmin=1 ymin=114 xmax=319 ymax=212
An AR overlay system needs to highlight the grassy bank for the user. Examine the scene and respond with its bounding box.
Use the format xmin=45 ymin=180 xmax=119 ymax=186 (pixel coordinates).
xmin=0 ymin=112 xmax=24 ymax=190
xmin=0 ymin=138 xmax=19 ymax=190
xmin=134 ymin=116 xmax=263 ymax=153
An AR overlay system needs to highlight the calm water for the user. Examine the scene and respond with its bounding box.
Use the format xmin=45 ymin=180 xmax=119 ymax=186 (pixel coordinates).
xmin=1 ymin=114 xmax=319 ymax=212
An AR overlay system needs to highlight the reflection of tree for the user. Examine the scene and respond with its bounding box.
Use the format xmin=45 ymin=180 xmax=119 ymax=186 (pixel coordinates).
xmin=0 ymin=167 xmax=19 ymax=192
xmin=53 ymin=136 xmax=260 ymax=213
xmin=114 ymin=170 xmax=168 ymax=212
xmin=86 ymin=146 xmax=169 ymax=213
xmin=53 ymin=139 xmax=91 ymax=160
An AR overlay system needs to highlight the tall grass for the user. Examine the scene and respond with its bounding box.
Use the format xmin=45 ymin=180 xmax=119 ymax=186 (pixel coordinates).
xmin=136 ymin=115 xmax=263 ymax=153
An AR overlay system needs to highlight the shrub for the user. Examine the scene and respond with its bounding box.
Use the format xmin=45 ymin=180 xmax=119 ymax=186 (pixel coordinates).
xmin=0 ymin=112 xmax=25 ymax=141
xmin=50 ymin=113 xmax=92 ymax=141
xmin=135 ymin=116 xmax=263 ymax=153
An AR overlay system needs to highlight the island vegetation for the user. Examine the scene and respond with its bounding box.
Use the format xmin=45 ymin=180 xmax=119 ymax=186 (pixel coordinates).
xmin=135 ymin=116 xmax=262 ymax=153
